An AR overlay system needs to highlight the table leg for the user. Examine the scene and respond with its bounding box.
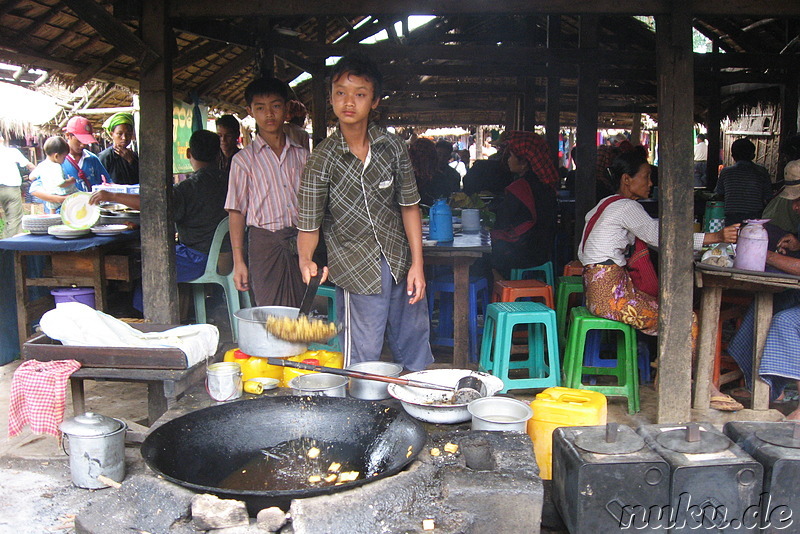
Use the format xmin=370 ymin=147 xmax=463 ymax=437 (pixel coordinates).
xmin=147 ymin=382 xmax=170 ymax=425
xmin=91 ymin=249 xmax=107 ymax=311
xmin=70 ymin=378 xmax=86 ymax=416
xmin=14 ymin=252 xmax=28 ymax=349
xmin=452 ymin=257 xmax=470 ymax=369
xmin=694 ymin=287 xmax=722 ymax=411
xmin=752 ymin=292 xmax=773 ymax=411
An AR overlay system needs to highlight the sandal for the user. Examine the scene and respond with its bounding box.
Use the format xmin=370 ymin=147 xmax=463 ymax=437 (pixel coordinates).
xmin=710 ymin=395 xmax=744 ymax=412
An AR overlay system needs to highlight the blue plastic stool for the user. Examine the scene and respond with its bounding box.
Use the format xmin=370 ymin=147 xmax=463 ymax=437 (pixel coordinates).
xmin=511 ymin=261 xmax=555 ymax=288
xmin=309 ymin=283 xmax=340 ymax=352
xmin=583 ymin=332 xmax=652 ymax=384
xmin=428 ymin=275 xmax=489 ymax=362
xmin=478 ymin=301 xmax=561 ymax=393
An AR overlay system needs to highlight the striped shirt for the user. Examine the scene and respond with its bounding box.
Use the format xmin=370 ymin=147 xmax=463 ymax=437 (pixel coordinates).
xmin=298 ymin=123 xmax=421 ymax=295
xmin=224 ymin=134 xmax=308 ymax=230
xmin=714 ymin=160 xmax=772 ymax=220
xmin=578 ymin=195 xmax=705 ymax=266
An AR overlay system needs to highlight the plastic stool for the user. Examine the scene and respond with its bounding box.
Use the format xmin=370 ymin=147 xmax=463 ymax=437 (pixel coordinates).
xmin=310 ymin=284 xmax=340 ymax=352
xmin=510 ymin=261 xmax=555 ymax=288
xmin=555 ymin=276 xmax=583 ymax=349
xmin=492 ymin=279 xmax=554 ymax=308
xmin=479 ymin=301 xmax=561 ymax=393
xmin=583 ymin=331 xmax=652 ymax=384
xmin=428 ymin=275 xmax=489 ymax=362
xmin=563 ymin=307 xmax=639 ymax=414
xmin=562 ymin=260 xmax=584 ymax=277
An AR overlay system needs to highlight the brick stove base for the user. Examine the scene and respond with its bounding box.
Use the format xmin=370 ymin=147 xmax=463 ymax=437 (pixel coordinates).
xmin=76 ymin=430 xmax=542 ymax=534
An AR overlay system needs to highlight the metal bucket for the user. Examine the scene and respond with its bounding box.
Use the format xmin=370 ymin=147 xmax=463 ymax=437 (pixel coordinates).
xmin=290 ymin=373 xmax=348 ymax=397
xmin=60 ymin=412 xmax=127 ymax=489
xmin=468 ymin=397 xmax=533 ymax=432
xmin=347 ymin=361 xmax=403 ymax=400
xmin=234 ymin=306 xmax=309 ymax=357
xmin=207 ymin=362 xmax=243 ymax=401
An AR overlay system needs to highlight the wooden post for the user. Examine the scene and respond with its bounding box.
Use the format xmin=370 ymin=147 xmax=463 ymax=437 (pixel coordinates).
xmin=139 ymin=0 xmax=178 ymax=323
xmin=655 ymin=7 xmax=695 ymax=423
xmin=706 ymin=39 xmax=722 ymax=190
xmin=574 ymin=15 xmax=599 ymax=251
xmin=780 ymin=73 xmax=799 ymax=181
xmin=523 ymin=77 xmax=537 ymax=132
xmin=546 ymin=15 xmax=562 ymax=167
xmin=631 ymin=113 xmax=642 ymax=146
xmin=311 ymin=62 xmax=327 ymax=146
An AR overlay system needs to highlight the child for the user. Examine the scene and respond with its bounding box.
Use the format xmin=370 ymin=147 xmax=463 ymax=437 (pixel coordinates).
xmin=297 ymin=53 xmax=433 ymax=371
xmin=31 ymin=136 xmax=76 ymax=213
xmin=225 ymin=78 xmax=309 ymax=307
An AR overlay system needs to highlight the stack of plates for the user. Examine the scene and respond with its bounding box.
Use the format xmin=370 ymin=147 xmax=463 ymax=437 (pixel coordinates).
xmin=48 ymin=224 xmax=91 ymax=239
xmin=91 ymin=224 xmax=128 ymax=236
xmin=22 ymin=214 xmax=63 ymax=234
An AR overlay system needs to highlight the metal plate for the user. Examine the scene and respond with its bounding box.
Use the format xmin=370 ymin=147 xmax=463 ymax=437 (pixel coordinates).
xmin=575 ymin=425 xmax=645 ymax=455
xmin=756 ymin=423 xmax=800 ymax=449
xmin=656 ymin=428 xmax=730 ymax=454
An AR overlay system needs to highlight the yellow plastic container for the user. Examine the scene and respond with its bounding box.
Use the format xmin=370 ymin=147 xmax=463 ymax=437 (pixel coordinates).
xmin=281 ymin=349 xmax=344 ymax=387
xmin=224 ymin=349 xmax=285 ymax=382
xmin=528 ymin=387 xmax=607 ymax=480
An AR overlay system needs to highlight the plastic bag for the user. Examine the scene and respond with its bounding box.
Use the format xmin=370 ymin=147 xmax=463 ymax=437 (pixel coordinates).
xmin=701 ymin=243 xmax=734 ymax=267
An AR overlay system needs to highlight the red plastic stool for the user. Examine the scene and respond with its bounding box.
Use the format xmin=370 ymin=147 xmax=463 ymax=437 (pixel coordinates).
xmin=563 ymin=260 xmax=583 ymax=277
xmin=492 ymin=279 xmax=554 ymax=309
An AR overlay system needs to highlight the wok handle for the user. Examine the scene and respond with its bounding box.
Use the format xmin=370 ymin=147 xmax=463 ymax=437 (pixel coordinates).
xmin=265 ymin=358 xmax=454 ymax=392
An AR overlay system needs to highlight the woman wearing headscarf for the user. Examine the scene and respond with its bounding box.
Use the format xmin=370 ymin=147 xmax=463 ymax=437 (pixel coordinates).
xmin=98 ymin=112 xmax=139 ymax=185
xmin=490 ymin=131 xmax=558 ymax=278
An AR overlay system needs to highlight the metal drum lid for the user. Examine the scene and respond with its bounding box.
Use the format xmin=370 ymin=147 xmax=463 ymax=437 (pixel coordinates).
xmin=755 ymin=423 xmax=800 ymax=449
xmin=656 ymin=424 xmax=730 ymax=454
xmin=575 ymin=423 xmax=645 ymax=455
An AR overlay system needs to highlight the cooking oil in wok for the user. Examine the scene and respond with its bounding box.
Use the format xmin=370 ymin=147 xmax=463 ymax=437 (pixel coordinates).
xmin=217 ymin=437 xmax=366 ymax=491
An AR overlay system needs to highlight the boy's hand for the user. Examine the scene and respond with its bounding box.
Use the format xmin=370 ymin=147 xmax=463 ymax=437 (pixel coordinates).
xmin=406 ymin=263 xmax=426 ymax=305
xmin=300 ymin=260 xmax=328 ymax=285
xmin=233 ymin=262 xmax=250 ymax=292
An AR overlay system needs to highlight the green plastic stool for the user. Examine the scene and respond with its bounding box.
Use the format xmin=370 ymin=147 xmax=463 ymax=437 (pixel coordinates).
xmin=563 ymin=306 xmax=640 ymax=414
xmin=309 ymin=284 xmax=340 ymax=352
xmin=478 ymin=301 xmax=561 ymax=393
xmin=511 ymin=261 xmax=555 ymax=288
xmin=556 ymin=276 xmax=584 ymax=349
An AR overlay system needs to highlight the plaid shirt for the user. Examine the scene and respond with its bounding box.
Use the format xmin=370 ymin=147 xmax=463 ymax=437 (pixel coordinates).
xmin=298 ymin=123 xmax=420 ymax=294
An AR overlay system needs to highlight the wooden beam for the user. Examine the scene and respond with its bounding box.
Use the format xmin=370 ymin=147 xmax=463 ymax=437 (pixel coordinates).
xmin=63 ymin=0 xmax=159 ymax=69
xmin=170 ymin=0 xmax=800 ymax=18
xmin=173 ymin=41 xmax=223 ymax=72
xmin=139 ymin=0 xmax=178 ymax=324
xmin=655 ymin=7 xmax=694 ymax=424
xmin=706 ymin=39 xmax=722 ymax=191
xmin=190 ymin=49 xmax=255 ymax=100
xmin=70 ymin=48 xmax=122 ymax=90
xmin=311 ymin=61 xmax=327 ymax=145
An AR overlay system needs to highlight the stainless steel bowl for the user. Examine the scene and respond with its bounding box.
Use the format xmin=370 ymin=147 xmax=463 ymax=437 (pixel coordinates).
xmin=467 ymin=396 xmax=532 ymax=432
xmin=346 ymin=361 xmax=403 ymax=400
xmin=289 ymin=373 xmax=348 ymax=398
xmin=234 ymin=306 xmax=308 ymax=357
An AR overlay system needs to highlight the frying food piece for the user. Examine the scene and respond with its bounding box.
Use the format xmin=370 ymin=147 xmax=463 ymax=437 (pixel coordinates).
xmin=324 ymin=473 xmax=338 ymax=483
xmin=328 ymin=462 xmax=342 ymax=472
xmin=423 ymin=519 xmax=435 ymax=530
xmin=338 ymin=471 xmax=360 ymax=482
xmin=308 ymin=475 xmax=322 ymax=483
xmin=307 ymin=447 xmax=321 ymax=459
xmin=266 ymin=315 xmax=338 ymax=343
xmin=444 ymin=443 xmax=459 ymax=454
xmin=406 ymin=445 xmax=414 ymax=458
xmin=430 ymin=448 xmax=441 ymax=457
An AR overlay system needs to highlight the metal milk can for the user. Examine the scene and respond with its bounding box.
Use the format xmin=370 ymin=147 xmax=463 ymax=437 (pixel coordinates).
xmin=733 ymin=218 xmax=770 ymax=272
xmin=60 ymin=412 xmax=127 ymax=488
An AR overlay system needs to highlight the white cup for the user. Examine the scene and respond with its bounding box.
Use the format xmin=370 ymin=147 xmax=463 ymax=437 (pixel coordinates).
xmin=461 ymin=209 xmax=481 ymax=233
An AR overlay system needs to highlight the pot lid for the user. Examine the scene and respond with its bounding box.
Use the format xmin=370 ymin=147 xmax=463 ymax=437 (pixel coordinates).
xmin=755 ymin=423 xmax=800 ymax=449
xmin=655 ymin=423 xmax=730 ymax=454
xmin=60 ymin=412 xmax=123 ymax=436
xmin=575 ymin=423 xmax=645 ymax=455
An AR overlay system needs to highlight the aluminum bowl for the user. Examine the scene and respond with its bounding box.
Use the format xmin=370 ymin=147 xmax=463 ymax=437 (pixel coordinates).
xmin=234 ymin=306 xmax=308 ymax=358
xmin=387 ymin=369 xmax=505 ymax=424
xmin=347 ymin=361 xmax=403 ymax=400
xmin=467 ymin=396 xmax=532 ymax=431
xmin=289 ymin=373 xmax=348 ymax=398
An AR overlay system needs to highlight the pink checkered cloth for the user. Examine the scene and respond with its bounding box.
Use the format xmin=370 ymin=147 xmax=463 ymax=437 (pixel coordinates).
xmin=8 ymin=359 xmax=82 ymax=438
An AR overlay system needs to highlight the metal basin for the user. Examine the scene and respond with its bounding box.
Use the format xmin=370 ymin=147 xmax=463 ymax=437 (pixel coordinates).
xmin=234 ymin=306 xmax=308 ymax=357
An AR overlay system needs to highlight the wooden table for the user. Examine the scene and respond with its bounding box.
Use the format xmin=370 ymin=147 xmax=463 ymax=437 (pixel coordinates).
xmin=694 ymin=262 xmax=800 ymax=419
xmin=424 ymin=232 xmax=491 ymax=369
xmin=0 ymin=231 xmax=139 ymax=348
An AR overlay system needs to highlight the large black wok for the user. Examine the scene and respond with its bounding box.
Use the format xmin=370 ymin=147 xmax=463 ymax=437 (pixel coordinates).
xmin=141 ymin=395 xmax=427 ymax=512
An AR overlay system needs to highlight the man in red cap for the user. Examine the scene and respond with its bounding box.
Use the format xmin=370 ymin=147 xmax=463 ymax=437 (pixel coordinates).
xmin=61 ymin=116 xmax=110 ymax=192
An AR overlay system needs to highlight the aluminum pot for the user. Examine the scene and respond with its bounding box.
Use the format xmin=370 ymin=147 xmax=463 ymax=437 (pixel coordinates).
xmin=234 ymin=306 xmax=308 ymax=358
xmin=290 ymin=372 xmax=348 ymax=397
xmin=347 ymin=361 xmax=403 ymax=400
xmin=468 ymin=396 xmax=533 ymax=431
xmin=60 ymin=412 xmax=127 ymax=488
xmin=387 ymin=369 xmax=505 ymax=424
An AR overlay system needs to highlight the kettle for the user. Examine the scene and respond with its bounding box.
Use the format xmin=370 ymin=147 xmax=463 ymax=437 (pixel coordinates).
xmin=429 ymin=198 xmax=454 ymax=242
xmin=733 ymin=219 xmax=770 ymax=271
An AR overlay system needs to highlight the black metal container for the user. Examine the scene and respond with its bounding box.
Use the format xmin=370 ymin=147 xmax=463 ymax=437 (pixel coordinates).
xmin=553 ymin=423 xmax=670 ymax=533
xmin=723 ymin=421 xmax=800 ymax=532
xmin=637 ymin=422 xmax=763 ymax=533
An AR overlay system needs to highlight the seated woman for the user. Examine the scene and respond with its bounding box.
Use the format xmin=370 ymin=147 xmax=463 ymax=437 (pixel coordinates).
xmin=98 ymin=112 xmax=139 ymax=185
xmin=578 ymin=150 xmax=741 ymax=411
xmin=490 ymin=131 xmax=558 ymax=279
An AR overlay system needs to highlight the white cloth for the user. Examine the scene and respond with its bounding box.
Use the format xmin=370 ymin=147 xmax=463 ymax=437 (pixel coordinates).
xmin=0 ymin=146 xmax=31 ymax=186
xmin=31 ymin=159 xmax=78 ymax=210
xmin=694 ymin=141 xmax=708 ymax=162
xmin=578 ymin=195 xmax=705 ymax=266
xmin=39 ymin=302 xmax=218 ymax=367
